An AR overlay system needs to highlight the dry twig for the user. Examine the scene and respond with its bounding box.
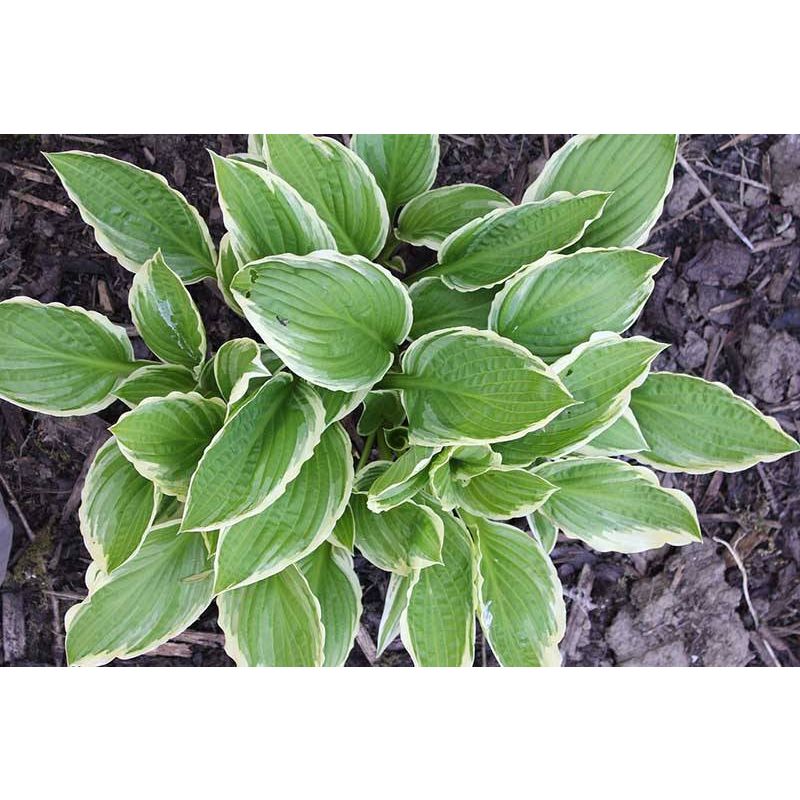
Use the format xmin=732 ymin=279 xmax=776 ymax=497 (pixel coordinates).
xmin=8 ymin=190 xmax=70 ymax=217
xmin=676 ymin=153 xmax=754 ymax=250
xmin=355 ymin=624 xmax=377 ymax=665
xmin=0 ymin=471 xmax=35 ymax=542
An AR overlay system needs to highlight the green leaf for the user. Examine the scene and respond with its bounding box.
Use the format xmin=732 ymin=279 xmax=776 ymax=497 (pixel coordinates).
xmin=216 ymin=233 xmax=244 ymax=317
xmin=384 ymin=425 xmax=410 ymax=452
xmin=210 ymin=152 xmax=335 ymax=265
xmin=212 ymin=338 xmax=269 ymax=402
xmin=0 ymin=297 xmax=135 ymax=415
xmin=80 ymin=438 xmax=159 ymax=572
xmin=401 ymin=508 xmax=476 ymax=666
xmin=430 ymin=462 xmax=557 ymax=520
xmin=377 ymin=572 xmax=416 ymax=657
xmin=366 ymin=445 xmax=439 ymax=513
xmin=382 ymin=328 xmax=573 ymax=446
xmin=263 ymin=134 xmax=389 ymax=258
xmin=213 ymin=423 xmax=353 ymax=593
xmin=413 ymin=191 xmax=610 ymax=291
xmin=181 ymin=374 xmax=325 ymax=531
xmin=357 ymin=389 xmax=405 ymax=437
xmin=408 ymin=277 xmax=496 ymax=340
xmin=299 ymin=542 xmax=362 ymax=667
xmin=113 ymin=363 xmax=197 ymax=407
xmin=352 ymin=460 xmax=391 ymax=494
xmin=494 ymin=333 xmax=665 ymax=464
xmin=317 ymin=386 xmax=368 ymax=427
xmin=579 ymin=408 xmax=648 ymax=457
xmin=247 ymin=134 xmax=266 ymax=158
xmin=396 ymin=183 xmax=512 ymax=249
xmin=489 ymin=247 xmax=663 ymax=362
xmin=231 ymin=250 xmax=412 ymax=392
xmin=65 ymin=521 xmax=215 ymax=666
xmin=351 ymin=494 xmax=443 ymax=575
xmin=329 ymin=504 xmax=356 ymax=553
xmin=630 ymin=372 xmax=800 ymax=473
xmin=350 ymin=134 xmax=439 ymax=216
xmin=217 ymin=566 xmax=324 ymax=666
xmin=468 ymin=514 xmax=564 ymax=666
xmin=523 ymin=134 xmax=678 ymax=248
xmin=535 ymin=457 xmax=702 ymax=553
xmin=129 ymin=251 xmax=206 ymax=369
xmin=45 ymin=151 xmax=216 ymax=283
xmin=154 ymin=494 xmax=183 ymax=525
xmin=527 ymin=510 xmax=558 ymax=554
xmin=111 ymin=391 xmax=226 ymax=499
xmin=447 ymin=444 xmax=501 ymax=480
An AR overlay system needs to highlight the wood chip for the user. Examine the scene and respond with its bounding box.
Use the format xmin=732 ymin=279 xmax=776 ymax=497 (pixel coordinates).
xmin=2 ymin=592 xmax=27 ymax=663
xmin=0 ymin=162 xmax=54 ymax=184
xmin=676 ymin=154 xmax=754 ymax=251
xmin=356 ymin=624 xmax=377 ymax=665
xmin=8 ymin=190 xmax=70 ymax=217
xmin=174 ymin=630 xmax=225 ymax=647
xmin=150 ymin=641 xmax=193 ymax=658
xmin=563 ymin=564 xmax=594 ymax=660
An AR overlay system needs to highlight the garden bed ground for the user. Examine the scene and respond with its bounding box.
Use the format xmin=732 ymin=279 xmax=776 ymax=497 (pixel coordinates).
xmin=1 ymin=133 xmax=798 ymax=667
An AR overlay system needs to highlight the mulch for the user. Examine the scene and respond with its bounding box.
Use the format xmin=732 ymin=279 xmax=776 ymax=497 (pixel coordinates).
xmin=1 ymin=133 xmax=798 ymax=667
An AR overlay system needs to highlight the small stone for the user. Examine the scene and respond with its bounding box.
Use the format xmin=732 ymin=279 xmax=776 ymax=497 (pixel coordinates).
xmin=743 ymin=185 xmax=768 ymax=208
xmin=677 ymin=330 xmax=709 ymax=370
xmin=684 ymin=240 xmax=751 ymax=288
xmin=607 ymin=543 xmax=751 ymax=667
xmin=667 ymin=277 xmax=690 ymax=303
xmin=666 ymin=173 xmax=701 ymax=217
xmin=697 ymin=285 xmax=743 ymax=325
xmin=769 ymin=134 xmax=800 ymax=216
xmin=741 ymin=323 xmax=800 ymax=404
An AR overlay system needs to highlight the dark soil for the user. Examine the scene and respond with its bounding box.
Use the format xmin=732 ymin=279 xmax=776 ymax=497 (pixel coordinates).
xmin=1 ymin=134 xmax=798 ymax=667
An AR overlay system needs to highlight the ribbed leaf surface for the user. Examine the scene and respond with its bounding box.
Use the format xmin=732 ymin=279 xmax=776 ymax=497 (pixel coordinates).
xmin=523 ymin=134 xmax=678 ymax=248
xmin=431 ymin=462 xmax=557 ymax=520
xmin=408 ymin=278 xmax=496 ymax=340
xmin=417 ymin=191 xmax=609 ymax=291
xmin=80 ymin=438 xmax=158 ymax=572
xmin=299 ymin=542 xmax=362 ymax=667
xmin=350 ymin=134 xmax=439 ymax=215
xmin=232 ymin=251 xmax=412 ymax=392
xmin=181 ymin=375 xmax=325 ymax=531
xmin=65 ymin=522 xmax=214 ymax=666
xmin=396 ymin=183 xmax=512 ymax=249
xmin=263 ymin=134 xmax=389 ymax=258
xmin=470 ymin=515 xmax=565 ymax=667
xmin=383 ymin=328 xmax=573 ymax=446
xmin=211 ymin=152 xmax=334 ymax=265
xmin=536 ymin=457 xmax=702 ymax=553
xmin=0 ymin=297 xmax=134 ymax=415
xmin=113 ymin=363 xmax=196 ymax=407
xmin=217 ymin=566 xmax=324 ymax=667
xmin=495 ymin=333 xmax=665 ymax=464
xmin=489 ymin=247 xmax=662 ymax=361
xmin=213 ymin=423 xmax=352 ymax=592
xmin=351 ymin=494 xmax=443 ymax=575
xmin=401 ymin=508 xmax=475 ymax=667
xmin=46 ymin=151 xmax=216 ymax=282
xmin=129 ymin=251 xmax=206 ymax=368
xmin=111 ymin=392 xmax=225 ymax=499
xmin=630 ymin=373 xmax=799 ymax=473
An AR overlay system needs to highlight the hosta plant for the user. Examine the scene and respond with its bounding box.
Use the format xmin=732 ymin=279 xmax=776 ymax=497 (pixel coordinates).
xmin=1 ymin=134 xmax=797 ymax=667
